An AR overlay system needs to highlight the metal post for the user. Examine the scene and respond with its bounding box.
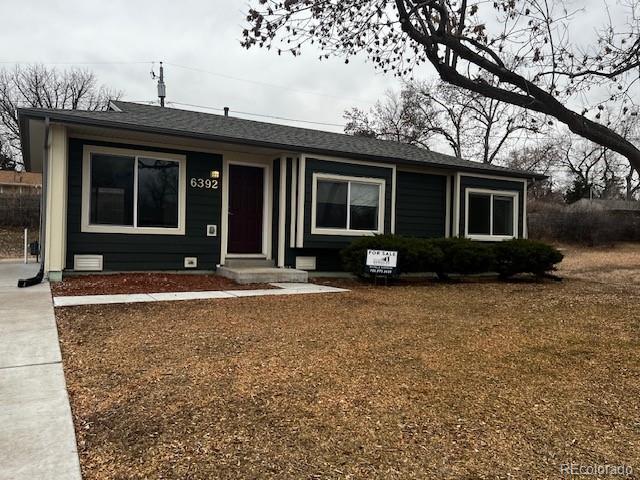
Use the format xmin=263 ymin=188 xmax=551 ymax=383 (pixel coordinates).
xmin=23 ymin=227 xmax=28 ymax=264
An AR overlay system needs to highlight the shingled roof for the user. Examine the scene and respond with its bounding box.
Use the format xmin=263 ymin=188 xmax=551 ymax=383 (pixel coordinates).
xmin=18 ymin=101 xmax=544 ymax=179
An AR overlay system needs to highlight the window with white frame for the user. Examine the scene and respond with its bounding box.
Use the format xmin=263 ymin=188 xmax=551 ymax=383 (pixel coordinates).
xmin=312 ymin=174 xmax=384 ymax=235
xmin=465 ymin=189 xmax=518 ymax=240
xmin=82 ymin=147 xmax=185 ymax=235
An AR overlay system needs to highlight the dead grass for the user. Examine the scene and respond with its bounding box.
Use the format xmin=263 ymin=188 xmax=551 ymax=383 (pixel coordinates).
xmin=0 ymin=226 xmax=38 ymax=259
xmin=51 ymin=273 xmax=273 ymax=296
xmin=557 ymin=242 xmax=640 ymax=286
xmin=56 ymin=247 xmax=640 ymax=479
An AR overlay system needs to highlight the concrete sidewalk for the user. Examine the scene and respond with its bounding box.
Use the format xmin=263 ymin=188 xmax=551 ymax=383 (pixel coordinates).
xmin=0 ymin=263 xmax=81 ymax=480
xmin=53 ymin=282 xmax=349 ymax=307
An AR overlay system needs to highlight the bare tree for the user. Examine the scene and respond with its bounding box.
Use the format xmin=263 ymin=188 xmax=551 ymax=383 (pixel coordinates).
xmin=344 ymin=84 xmax=446 ymax=150
xmin=345 ymin=80 xmax=539 ymax=163
xmin=241 ymin=0 xmax=640 ymax=173
xmin=0 ymin=135 xmax=16 ymax=170
xmin=0 ymin=64 xmax=121 ymax=169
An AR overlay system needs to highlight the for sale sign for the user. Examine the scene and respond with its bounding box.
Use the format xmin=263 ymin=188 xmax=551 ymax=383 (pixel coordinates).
xmin=366 ymin=249 xmax=398 ymax=276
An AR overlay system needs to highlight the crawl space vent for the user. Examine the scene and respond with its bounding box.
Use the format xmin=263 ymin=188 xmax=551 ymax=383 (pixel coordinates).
xmin=295 ymin=256 xmax=317 ymax=270
xmin=74 ymin=254 xmax=103 ymax=272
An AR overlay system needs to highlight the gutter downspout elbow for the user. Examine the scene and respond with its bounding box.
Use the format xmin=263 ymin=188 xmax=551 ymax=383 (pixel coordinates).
xmin=18 ymin=117 xmax=49 ymax=288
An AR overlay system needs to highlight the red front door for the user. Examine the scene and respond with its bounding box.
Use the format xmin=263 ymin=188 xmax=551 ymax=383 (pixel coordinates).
xmin=228 ymin=164 xmax=264 ymax=254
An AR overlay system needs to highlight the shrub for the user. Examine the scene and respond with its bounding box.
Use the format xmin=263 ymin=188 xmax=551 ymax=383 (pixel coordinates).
xmin=431 ymin=238 xmax=495 ymax=278
xmin=340 ymin=235 xmax=563 ymax=281
xmin=340 ymin=234 xmax=443 ymax=277
xmin=528 ymin=200 xmax=640 ymax=246
xmin=493 ymin=239 xmax=564 ymax=279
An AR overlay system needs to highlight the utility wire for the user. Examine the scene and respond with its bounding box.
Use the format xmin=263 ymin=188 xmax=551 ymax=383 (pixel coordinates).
xmin=163 ymin=62 xmax=377 ymax=106
xmin=0 ymin=61 xmax=151 ymax=65
xmin=165 ymin=101 xmax=347 ymax=128
xmin=0 ymin=59 xmax=377 ymax=106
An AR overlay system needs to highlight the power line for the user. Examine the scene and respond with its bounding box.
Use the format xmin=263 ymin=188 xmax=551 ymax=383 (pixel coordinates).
xmin=165 ymin=101 xmax=347 ymax=128
xmin=163 ymin=62 xmax=377 ymax=106
xmin=0 ymin=59 xmax=377 ymax=106
xmin=0 ymin=60 xmax=151 ymax=65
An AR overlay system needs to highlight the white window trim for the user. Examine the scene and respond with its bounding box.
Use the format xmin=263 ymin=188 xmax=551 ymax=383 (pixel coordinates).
xmin=81 ymin=145 xmax=187 ymax=235
xmin=311 ymin=172 xmax=385 ymax=236
xmin=464 ymin=188 xmax=519 ymax=241
xmin=222 ymin=158 xmax=272 ymax=260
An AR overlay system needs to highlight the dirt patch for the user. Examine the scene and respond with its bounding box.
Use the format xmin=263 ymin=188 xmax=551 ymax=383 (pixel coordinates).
xmin=57 ymin=274 xmax=640 ymax=479
xmin=51 ymin=273 xmax=274 ymax=296
xmin=0 ymin=227 xmax=38 ymax=259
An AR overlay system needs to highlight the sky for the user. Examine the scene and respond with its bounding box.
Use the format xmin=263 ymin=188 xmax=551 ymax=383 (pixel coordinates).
xmin=1 ymin=0 xmax=426 ymax=133
xmin=0 ymin=0 xmax=632 ymax=149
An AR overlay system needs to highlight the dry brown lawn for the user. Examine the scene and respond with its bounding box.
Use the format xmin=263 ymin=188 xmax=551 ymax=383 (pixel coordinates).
xmin=0 ymin=226 xmax=38 ymax=258
xmin=56 ymin=245 xmax=640 ymax=479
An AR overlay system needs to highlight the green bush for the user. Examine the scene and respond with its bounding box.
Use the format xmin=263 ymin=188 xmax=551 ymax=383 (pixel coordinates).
xmin=340 ymin=235 xmax=563 ymax=281
xmin=492 ymin=239 xmax=564 ymax=278
xmin=431 ymin=238 xmax=496 ymax=278
xmin=340 ymin=234 xmax=443 ymax=277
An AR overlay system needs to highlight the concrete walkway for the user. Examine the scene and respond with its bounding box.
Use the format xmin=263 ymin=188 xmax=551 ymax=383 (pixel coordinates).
xmin=53 ymin=282 xmax=349 ymax=307
xmin=0 ymin=263 xmax=82 ymax=480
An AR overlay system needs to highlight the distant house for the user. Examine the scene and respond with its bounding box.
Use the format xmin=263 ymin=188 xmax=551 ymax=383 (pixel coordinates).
xmin=17 ymin=101 xmax=545 ymax=281
xmin=569 ymin=198 xmax=640 ymax=216
xmin=0 ymin=171 xmax=42 ymax=195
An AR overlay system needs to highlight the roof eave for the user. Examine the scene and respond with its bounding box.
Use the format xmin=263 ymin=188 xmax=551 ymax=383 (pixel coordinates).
xmin=17 ymin=108 xmax=547 ymax=181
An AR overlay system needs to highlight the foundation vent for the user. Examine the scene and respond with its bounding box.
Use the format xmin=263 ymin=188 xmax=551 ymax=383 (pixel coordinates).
xmin=295 ymin=256 xmax=317 ymax=271
xmin=74 ymin=254 xmax=104 ymax=272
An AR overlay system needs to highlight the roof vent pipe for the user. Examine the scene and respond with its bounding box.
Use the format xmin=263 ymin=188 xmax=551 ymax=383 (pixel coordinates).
xmin=224 ymin=107 xmax=229 ymax=117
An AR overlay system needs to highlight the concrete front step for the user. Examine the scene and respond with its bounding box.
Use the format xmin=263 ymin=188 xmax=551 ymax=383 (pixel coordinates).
xmin=217 ymin=267 xmax=308 ymax=284
xmin=224 ymin=258 xmax=275 ymax=268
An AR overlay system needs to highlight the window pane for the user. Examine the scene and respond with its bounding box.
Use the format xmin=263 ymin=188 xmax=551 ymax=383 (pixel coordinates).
xmin=493 ymin=195 xmax=514 ymax=236
xmin=316 ymin=180 xmax=348 ymax=228
xmin=90 ymin=154 xmax=134 ymax=226
xmin=350 ymin=182 xmax=379 ymax=230
xmin=467 ymin=193 xmax=491 ymax=235
xmin=137 ymin=158 xmax=180 ymax=228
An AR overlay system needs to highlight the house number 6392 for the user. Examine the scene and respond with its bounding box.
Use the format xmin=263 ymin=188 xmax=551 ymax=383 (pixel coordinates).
xmin=190 ymin=178 xmax=219 ymax=189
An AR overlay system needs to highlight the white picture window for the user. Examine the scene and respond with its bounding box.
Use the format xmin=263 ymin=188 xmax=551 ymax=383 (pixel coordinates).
xmin=465 ymin=189 xmax=518 ymax=240
xmin=312 ymin=173 xmax=385 ymax=236
xmin=82 ymin=146 xmax=186 ymax=235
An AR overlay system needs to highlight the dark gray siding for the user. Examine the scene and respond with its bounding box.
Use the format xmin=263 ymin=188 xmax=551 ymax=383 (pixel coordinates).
xmin=458 ymin=175 xmax=525 ymax=237
xmin=65 ymin=138 xmax=222 ymax=271
xmin=302 ymin=158 xmax=393 ymax=249
xmin=284 ymin=158 xmax=297 ymax=267
xmin=395 ymin=171 xmax=447 ymax=238
xmin=280 ymin=158 xmax=394 ymax=271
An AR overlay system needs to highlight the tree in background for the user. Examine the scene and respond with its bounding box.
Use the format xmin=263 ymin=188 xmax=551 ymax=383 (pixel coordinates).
xmin=504 ymin=141 xmax=560 ymax=199
xmin=345 ymin=80 xmax=541 ymax=163
xmin=242 ymin=0 xmax=640 ymax=175
xmin=0 ymin=64 xmax=121 ymax=170
xmin=0 ymin=136 xmax=16 ymax=170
